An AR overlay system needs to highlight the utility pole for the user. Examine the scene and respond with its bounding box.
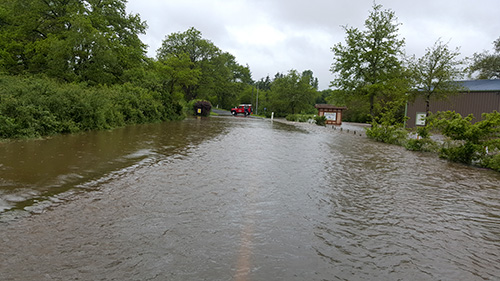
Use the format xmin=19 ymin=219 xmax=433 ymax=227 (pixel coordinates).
xmin=256 ymin=86 xmax=259 ymax=115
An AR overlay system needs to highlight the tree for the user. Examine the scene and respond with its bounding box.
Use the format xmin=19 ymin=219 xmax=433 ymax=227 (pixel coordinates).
xmin=410 ymin=39 xmax=464 ymax=117
xmin=269 ymin=69 xmax=318 ymax=115
xmin=157 ymin=53 xmax=201 ymax=99
xmin=156 ymin=27 xmax=218 ymax=100
xmin=255 ymin=75 xmax=272 ymax=91
xmin=157 ymin=27 xmax=252 ymax=105
xmin=469 ymin=37 xmax=500 ymax=79
xmin=75 ymin=0 xmax=148 ymax=84
xmin=317 ymin=89 xmax=332 ymax=104
xmin=0 ymin=0 xmax=148 ymax=85
xmin=157 ymin=27 xmax=220 ymax=63
xmin=330 ymin=3 xmax=406 ymax=119
xmin=301 ymin=70 xmax=319 ymax=90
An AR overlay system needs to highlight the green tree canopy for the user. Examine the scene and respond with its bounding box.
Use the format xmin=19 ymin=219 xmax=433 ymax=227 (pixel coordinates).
xmin=157 ymin=27 xmax=220 ymax=63
xmin=0 ymin=0 xmax=148 ymax=85
xmin=330 ymin=3 xmax=407 ymax=119
xmin=155 ymin=53 xmax=201 ymax=100
xmin=469 ymin=37 xmax=500 ymax=79
xmin=156 ymin=27 xmax=252 ymax=107
xmin=269 ymin=69 xmax=318 ymax=115
xmin=255 ymin=75 xmax=272 ymax=91
xmin=301 ymin=70 xmax=319 ymax=90
xmin=410 ymin=39 xmax=464 ymax=117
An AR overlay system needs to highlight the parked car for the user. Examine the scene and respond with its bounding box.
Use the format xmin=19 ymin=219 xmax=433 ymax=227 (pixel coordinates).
xmin=231 ymin=104 xmax=252 ymax=116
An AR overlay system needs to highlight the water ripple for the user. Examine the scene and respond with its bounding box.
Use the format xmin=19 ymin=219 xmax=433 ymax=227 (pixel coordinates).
xmin=1 ymin=118 xmax=499 ymax=280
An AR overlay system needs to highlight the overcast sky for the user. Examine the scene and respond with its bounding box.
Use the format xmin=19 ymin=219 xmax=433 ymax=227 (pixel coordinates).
xmin=126 ymin=0 xmax=500 ymax=90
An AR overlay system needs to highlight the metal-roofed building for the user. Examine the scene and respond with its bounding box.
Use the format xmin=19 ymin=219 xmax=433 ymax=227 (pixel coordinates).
xmin=406 ymin=79 xmax=500 ymax=127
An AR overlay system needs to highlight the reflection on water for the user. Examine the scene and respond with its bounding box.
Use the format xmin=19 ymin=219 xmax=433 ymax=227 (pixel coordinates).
xmin=0 ymin=117 xmax=499 ymax=280
xmin=0 ymin=118 xmax=227 ymax=214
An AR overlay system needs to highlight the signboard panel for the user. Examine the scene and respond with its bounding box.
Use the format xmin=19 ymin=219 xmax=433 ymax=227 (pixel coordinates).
xmin=416 ymin=112 xmax=426 ymax=126
xmin=324 ymin=112 xmax=337 ymax=121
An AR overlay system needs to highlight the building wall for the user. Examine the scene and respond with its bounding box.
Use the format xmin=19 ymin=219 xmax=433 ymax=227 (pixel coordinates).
xmin=406 ymin=91 xmax=500 ymax=127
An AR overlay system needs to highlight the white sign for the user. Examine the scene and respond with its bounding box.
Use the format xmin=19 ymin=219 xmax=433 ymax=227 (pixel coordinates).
xmin=324 ymin=112 xmax=337 ymax=121
xmin=416 ymin=112 xmax=426 ymax=126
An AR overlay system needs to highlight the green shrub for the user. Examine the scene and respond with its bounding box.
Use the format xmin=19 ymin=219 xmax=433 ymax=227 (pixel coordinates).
xmin=481 ymin=154 xmax=500 ymax=172
xmin=190 ymin=100 xmax=212 ymax=117
xmin=405 ymin=138 xmax=437 ymax=152
xmin=285 ymin=114 xmax=298 ymax=122
xmin=439 ymin=142 xmax=479 ymax=164
xmin=365 ymin=98 xmax=408 ymax=145
xmin=404 ymin=126 xmax=437 ymax=152
xmin=430 ymin=111 xmax=500 ymax=167
xmin=286 ymin=114 xmax=315 ymax=122
xmin=0 ymin=75 xmax=184 ymax=139
xmin=366 ymin=122 xmax=408 ymax=145
xmin=314 ymin=115 xmax=327 ymax=126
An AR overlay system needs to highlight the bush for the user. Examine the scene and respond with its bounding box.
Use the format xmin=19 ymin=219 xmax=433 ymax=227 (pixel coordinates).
xmin=0 ymin=75 xmax=184 ymax=139
xmin=365 ymin=98 xmax=408 ymax=145
xmin=481 ymin=154 xmax=500 ymax=172
xmin=366 ymin=122 xmax=408 ymax=145
xmin=405 ymin=138 xmax=437 ymax=152
xmin=286 ymin=114 xmax=315 ymax=122
xmin=404 ymin=126 xmax=437 ymax=152
xmin=430 ymin=111 xmax=500 ymax=167
xmin=191 ymin=100 xmax=212 ymax=117
xmin=439 ymin=142 xmax=479 ymax=164
xmin=314 ymin=115 xmax=327 ymax=126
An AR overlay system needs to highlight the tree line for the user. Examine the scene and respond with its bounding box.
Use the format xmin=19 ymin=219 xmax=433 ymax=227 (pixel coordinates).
xmin=0 ymin=0 xmax=184 ymax=138
xmin=1 ymin=1 xmax=499 ymax=141
xmin=0 ymin=0 xmax=325 ymax=139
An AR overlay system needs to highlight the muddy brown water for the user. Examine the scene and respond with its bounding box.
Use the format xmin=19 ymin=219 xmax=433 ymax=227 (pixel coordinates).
xmin=0 ymin=117 xmax=499 ymax=280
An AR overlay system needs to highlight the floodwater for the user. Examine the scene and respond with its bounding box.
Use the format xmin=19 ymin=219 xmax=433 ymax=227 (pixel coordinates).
xmin=0 ymin=117 xmax=499 ymax=280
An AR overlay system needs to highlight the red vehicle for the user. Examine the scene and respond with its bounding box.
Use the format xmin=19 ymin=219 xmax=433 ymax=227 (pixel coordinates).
xmin=231 ymin=104 xmax=252 ymax=116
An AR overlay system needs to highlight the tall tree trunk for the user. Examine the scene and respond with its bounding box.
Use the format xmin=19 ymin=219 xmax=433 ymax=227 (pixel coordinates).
xmin=425 ymin=94 xmax=431 ymax=117
xmin=369 ymin=94 xmax=375 ymax=117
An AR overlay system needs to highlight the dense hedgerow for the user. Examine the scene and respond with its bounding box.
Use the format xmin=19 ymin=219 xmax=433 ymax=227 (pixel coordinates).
xmin=0 ymin=75 xmax=183 ymax=139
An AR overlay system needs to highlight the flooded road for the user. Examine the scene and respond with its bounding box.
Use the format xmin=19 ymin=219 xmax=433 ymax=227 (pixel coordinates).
xmin=1 ymin=117 xmax=499 ymax=280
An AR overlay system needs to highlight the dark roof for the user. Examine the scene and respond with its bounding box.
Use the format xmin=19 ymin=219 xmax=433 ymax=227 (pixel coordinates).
xmin=459 ymin=79 xmax=500 ymax=92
